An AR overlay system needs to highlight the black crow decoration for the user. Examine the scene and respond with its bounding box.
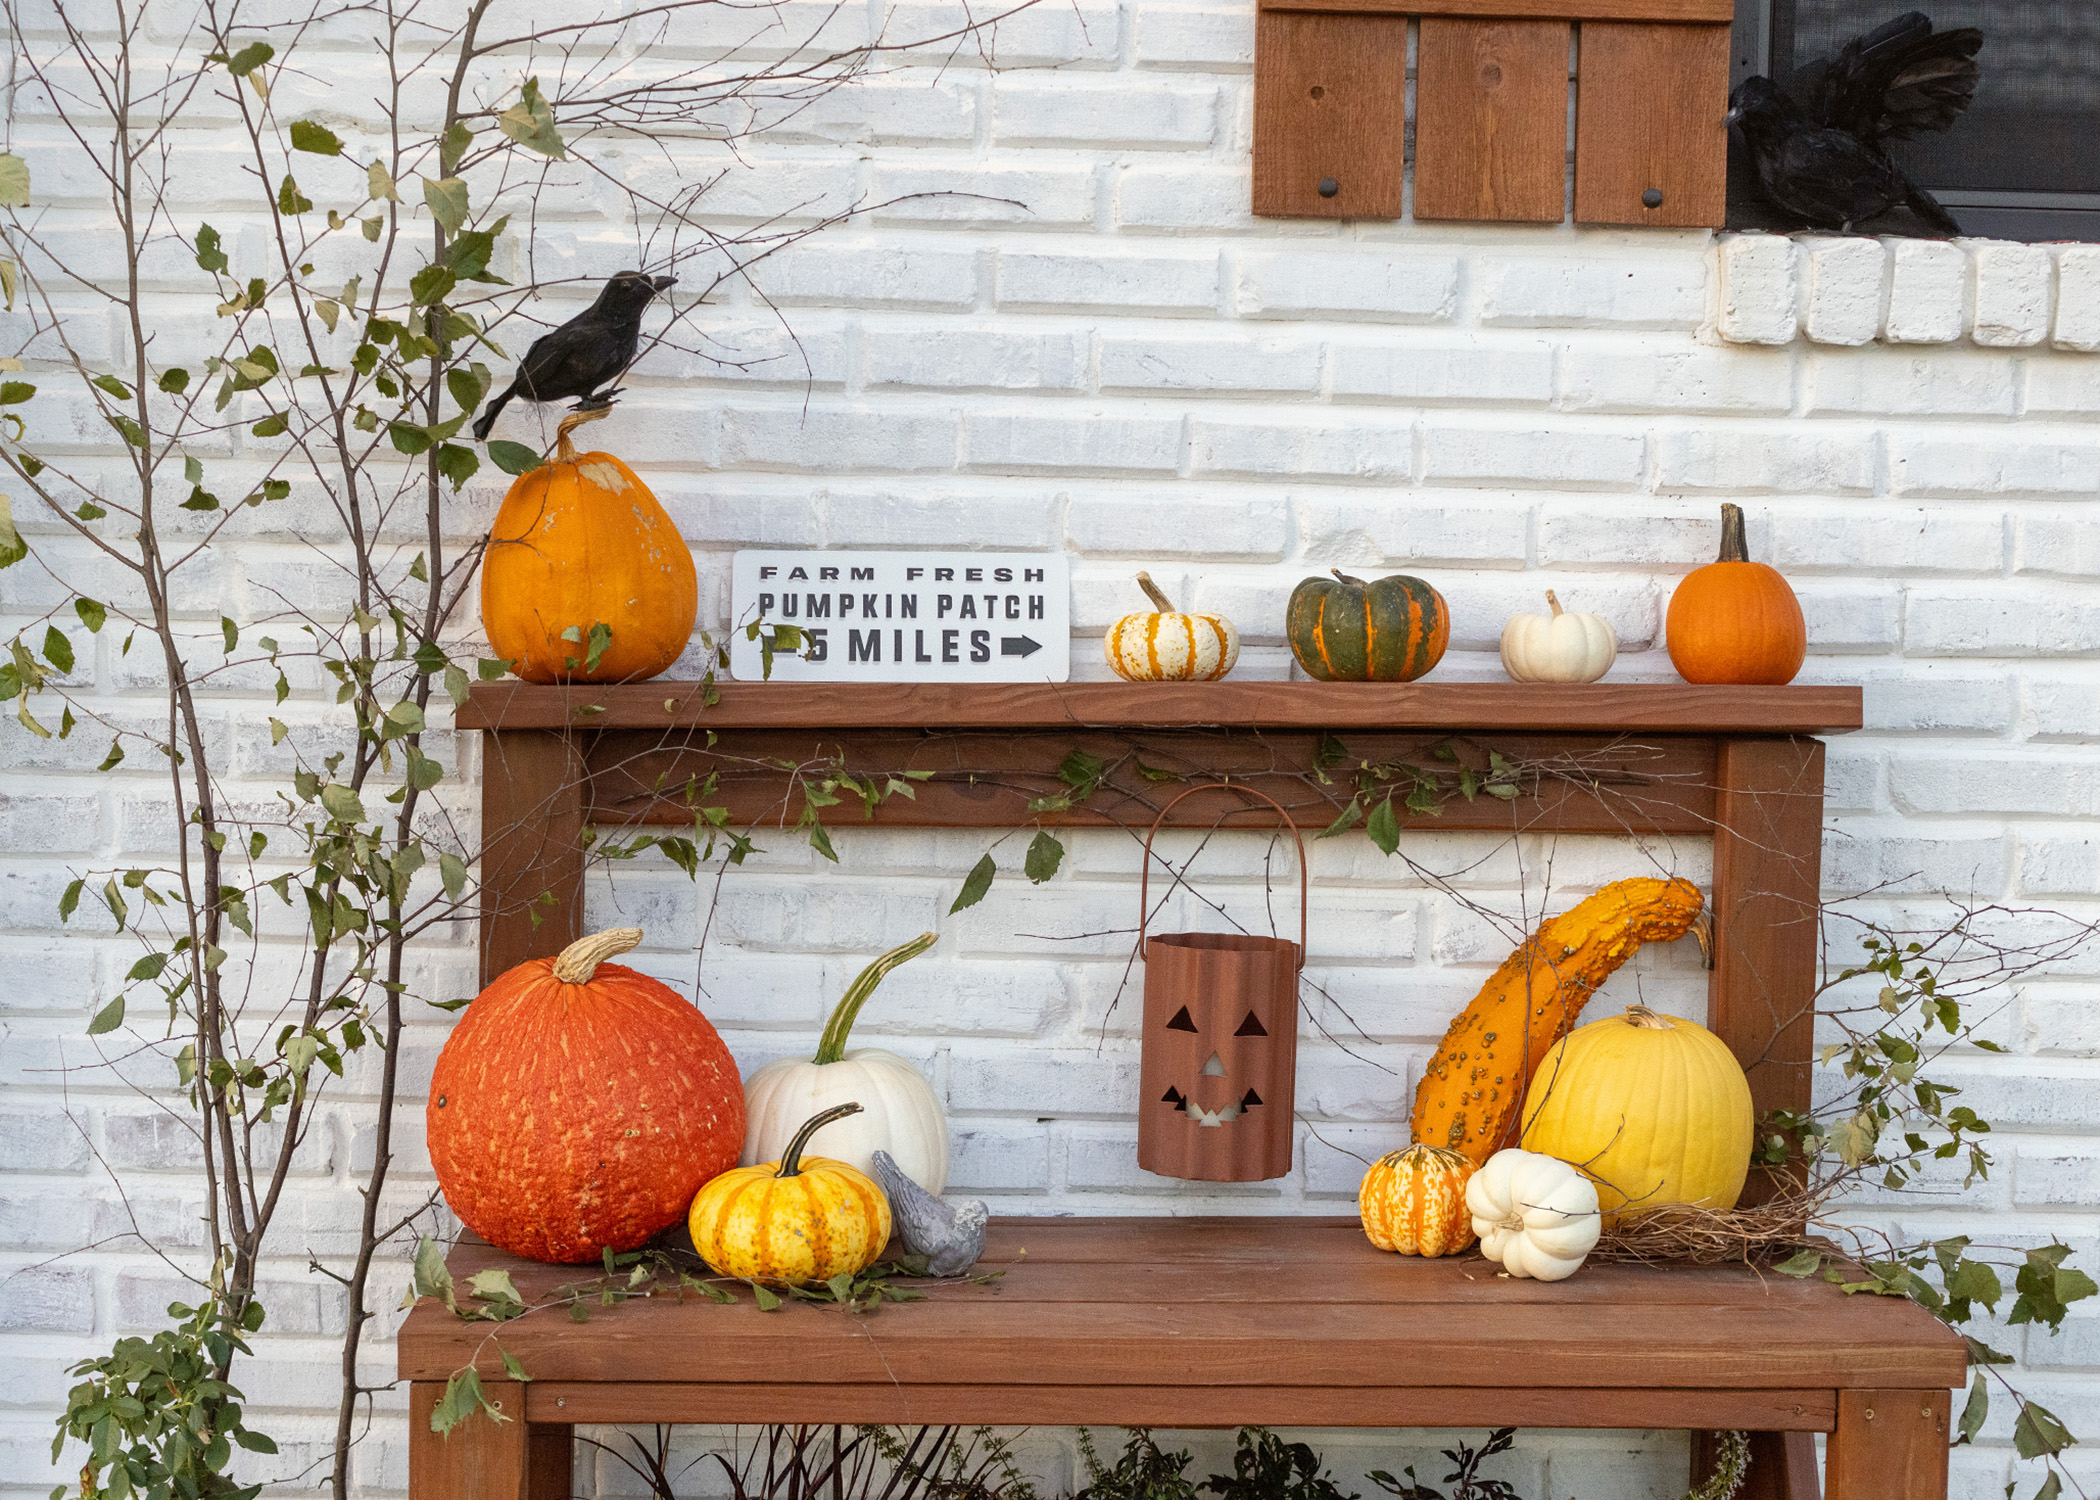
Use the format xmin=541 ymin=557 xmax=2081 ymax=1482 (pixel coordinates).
xmin=1727 ymin=11 xmax=1981 ymax=235
xmin=473 ymin=270 xmax=675 ymax=441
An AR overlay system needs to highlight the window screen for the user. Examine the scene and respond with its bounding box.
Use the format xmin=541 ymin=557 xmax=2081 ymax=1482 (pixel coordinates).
xmin=1744 ymin=1 xmax=2100 ymax=241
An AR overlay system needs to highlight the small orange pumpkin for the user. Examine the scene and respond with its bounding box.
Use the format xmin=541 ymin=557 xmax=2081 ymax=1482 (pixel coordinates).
xmin=1665 ymin=504 xmax=1805 ymax=686
xmin=481 ymin=406 xmax=697 ymax=684
xmin=1359 ymin=1143 xmax=1476 ymax=1257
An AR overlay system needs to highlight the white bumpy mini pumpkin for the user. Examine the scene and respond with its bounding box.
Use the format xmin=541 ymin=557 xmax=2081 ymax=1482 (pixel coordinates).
xmin=1104 ymin=572 xmax=1238 ymax=682
xmin=1465 ymin=1148 xmax=1600 ymax=1282
xmin=1500 ymin=590 xmax=1616 ymax=684
xmin=741 ymin=933 xmax=950 ymax=1194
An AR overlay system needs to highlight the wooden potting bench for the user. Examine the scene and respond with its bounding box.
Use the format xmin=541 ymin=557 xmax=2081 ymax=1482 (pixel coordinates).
xmin=401 ymin=682 xmax=1966 ymax=1500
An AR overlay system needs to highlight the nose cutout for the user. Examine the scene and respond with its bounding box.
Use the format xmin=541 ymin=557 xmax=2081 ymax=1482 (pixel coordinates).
xmin=1200 ymin=1052 xmax=1225 ymax=1077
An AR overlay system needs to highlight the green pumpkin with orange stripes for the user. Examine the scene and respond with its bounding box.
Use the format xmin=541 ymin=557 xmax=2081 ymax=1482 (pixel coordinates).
xmin=1287 ymin=569 xmax=1451 ymax=682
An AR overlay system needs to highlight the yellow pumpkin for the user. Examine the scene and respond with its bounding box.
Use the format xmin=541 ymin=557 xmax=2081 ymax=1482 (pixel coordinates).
xmin=481 ymin=405 xmax=697 ymax=684
xmin=1410 ymin=878 xmax=1705 ymax=1165
xmin=1520 ymin=1004 xmax=1753 ymax=1226
xmin=1104 ymin=572 xmax=1238 ymax=682
xmin=687 ymin=1102 xmax=892 ymax=1284
xmin=1358 ymin=1143 xmax=1476 ymax=1257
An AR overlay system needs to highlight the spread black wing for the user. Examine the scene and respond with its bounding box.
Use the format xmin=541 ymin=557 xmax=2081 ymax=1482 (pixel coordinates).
xmin=1792 ymin=9 xmax=1982 ymax=147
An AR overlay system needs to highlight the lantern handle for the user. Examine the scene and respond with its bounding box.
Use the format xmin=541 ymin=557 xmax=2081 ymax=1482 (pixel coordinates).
xmin=1138 ymin=783 xmax=1308 ymax=970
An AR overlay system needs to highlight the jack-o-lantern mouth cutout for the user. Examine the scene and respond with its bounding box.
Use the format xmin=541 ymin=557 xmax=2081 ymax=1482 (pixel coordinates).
xmin=1135 ymin=784 xmax=1308 ymax=1183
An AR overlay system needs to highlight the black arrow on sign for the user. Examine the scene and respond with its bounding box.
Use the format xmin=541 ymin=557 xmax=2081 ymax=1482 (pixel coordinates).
xmin=1000 ymin=636 xmax=1041 ymax=658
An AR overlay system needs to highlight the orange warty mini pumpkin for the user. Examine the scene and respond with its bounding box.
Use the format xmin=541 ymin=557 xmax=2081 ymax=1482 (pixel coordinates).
xmin=480 ymin=406 xmax=697 ymax=684
xmin=427 ymin=927 xmax=745 ymax=1264
xmin=1359 ymin=1143 xmax=1476 ymax=1257
xmin=1665 ymin=504 xmax=1805 ymax=686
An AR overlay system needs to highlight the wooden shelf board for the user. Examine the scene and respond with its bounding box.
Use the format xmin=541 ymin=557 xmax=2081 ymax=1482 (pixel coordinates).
xmin=1255 ymin=0 xmax=1731 ymax=20
xmin=463 ymin=681 xmax=1864 ymax=736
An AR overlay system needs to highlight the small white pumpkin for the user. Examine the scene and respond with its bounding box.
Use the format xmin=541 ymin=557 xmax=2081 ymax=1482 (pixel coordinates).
xmin=1500 ymin=590 xmax=1616 ymax=684
xmin=741 ymin=933 xmax=950 ymax=1194
xmin=1465 ymin=1147 xmax=1600 ymax=1282
xmin=1104 ymin=572 xmax=1239 ymax=683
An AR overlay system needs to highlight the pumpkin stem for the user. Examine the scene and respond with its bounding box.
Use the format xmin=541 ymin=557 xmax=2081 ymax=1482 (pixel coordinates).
xmin=1330 ymin=569 xmax=1364 ymax=586
xmin=813 ymin=932 xmax=937 ymax=1064
xmin=1135 ymin=571 xmax=1178 ymax=614
xmin=1622 ymin=1003 xmax=1677 ymax=1030
xmin=1544 ymin=589 xmax=1564 ymax=617
xmin=776 ymin=1101 xmax=863 ymax=1178
xmin=553 ymin=403 xmax=614 ymax=463
xmin=1716 ymin=503 xmax=1749 ymax=564
xmin=551 ymin=927 xmax=644 ymax=983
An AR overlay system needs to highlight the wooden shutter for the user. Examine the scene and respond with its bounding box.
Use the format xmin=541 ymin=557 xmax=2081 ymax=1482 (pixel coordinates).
xmin=1251 ymin=11 xmax=1409 ymax=219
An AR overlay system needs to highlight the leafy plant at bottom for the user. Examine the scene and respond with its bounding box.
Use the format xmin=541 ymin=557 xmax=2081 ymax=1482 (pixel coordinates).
xmin=51 ymin=1295 xmax=277 ymax=1500
xmin=1369 ymin=1428 xmax=1521 ymax=1500
xmin=1074 ymin=1428 xmax=1202 ymax=1500
xmin=1207 ymin=1427 xmax=1357 ymax=1500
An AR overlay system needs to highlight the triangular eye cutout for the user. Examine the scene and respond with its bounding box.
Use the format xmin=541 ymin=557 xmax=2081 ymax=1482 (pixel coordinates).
xmin=1240 ymin=1089 xmax=1262 ymax=1109
xmin=1234 ymin=1011 xmax=1268 ymax=1037
xmin=1161 ymin=1086 xmax=1187 ymax=1111
xmin=1200 ymin=1052 xmax=1226 ymax=1077
xmin=1165 ymin=1006 xmax=1198 ymax=1033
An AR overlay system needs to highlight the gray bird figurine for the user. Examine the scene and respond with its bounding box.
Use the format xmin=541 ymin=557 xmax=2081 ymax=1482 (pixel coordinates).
xmin=870 ymin=1149 xmax=988 ymax=1276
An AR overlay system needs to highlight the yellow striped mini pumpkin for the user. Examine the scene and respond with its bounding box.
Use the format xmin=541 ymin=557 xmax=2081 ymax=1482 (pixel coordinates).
xmin=1104 ymin=572 xmax=1239 ymax=682
xmin=688 ymin=1102 xmax=892 ymax=1284
xmin=1358 ymin=1143 xmax=1476 ymax=1257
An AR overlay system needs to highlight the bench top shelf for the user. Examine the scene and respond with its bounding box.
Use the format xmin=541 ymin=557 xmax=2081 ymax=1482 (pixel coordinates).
xmin=461 ymin=681 xmax=1864 ymax=735
xmin=399 ymin=1217 xmax=1962 ymax=1430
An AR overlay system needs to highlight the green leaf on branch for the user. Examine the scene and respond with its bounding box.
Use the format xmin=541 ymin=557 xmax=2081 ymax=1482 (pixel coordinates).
xmin=0 ymin=381 xmax=34 ymax=405
xmin=410 ymin=263 xmax=455 ymax=307
xmin=74 ymin=598 xmax=105 ymax=632
xmin=440 ymin=852 xmax=468 ymax=899
xmin=91 ymin=374 xmax=131 ymax=400
xmin=0 ymin=153 xmax=28 ymax=207
xmin=1957 ymin=1372 xmax=1987 ymax=1444
xmin=951 ymin=853 xmax=996 ymax=913
xmin=437 ymin=443 xmax=478 ymax=491
xmin=215 ymin=41 xmax=274 ymax=77
xmin=487 ymin=440 xmax=543 ymax=475
xmin=2013 ymin=1400 xmax=2074 ymax=1461
xmin=1365 ymin=793 xmax=1401 ymax=855
xmin=388 ymin=420 xmax=433 ymax=456
xmin=277 ymin=174 xmax=312 ymax=214
xmin=0 ymin=497 xmax=24 ymax=570
xmin=290 ymin=120 xmax=344 ymax=156
xmin=319 ymin=783 xmax=365 ymax=824
xmin=41 ymin=625 xmax=71 ymax=674
xmin=498 ymin=77 xmax=566 ymax=158
xmin=367 ymin=160 xmax=401 ymax=202
xmin=194 ymin=223 xmax=228 ymax=273
xmin=1025 ymin=829 xmax=1064 ymax=884
xmin=250 ymin=413 xmax=287 ymax=439
xmin=95 ymin=737 xmax=123 ymax=771
xmin=87 ymin=996 xmax=125 ymax=1034
xmin=447 ymin=363 xmax=492 ymax=412
xmin=422 ymin=175 xmax=470 ymax=234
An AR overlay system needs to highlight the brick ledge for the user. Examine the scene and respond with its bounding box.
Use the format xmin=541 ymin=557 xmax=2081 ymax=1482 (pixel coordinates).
xmin=1716 ymin=232 xmax=2100 ymax=351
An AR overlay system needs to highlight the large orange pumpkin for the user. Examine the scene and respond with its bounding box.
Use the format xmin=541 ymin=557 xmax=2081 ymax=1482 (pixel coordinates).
xmin=480 ymin=406 xmax=697 ymax=684
xmin=427 ymin=927 xmax=744 ymax=1264
xmin=1665 ymin=504 xmax=1805 ymax=685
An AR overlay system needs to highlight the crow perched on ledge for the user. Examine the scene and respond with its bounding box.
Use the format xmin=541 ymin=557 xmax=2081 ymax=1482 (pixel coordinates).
xmin=1727 ymin=11 xmax=1982 ymax=235
xmin=473 ymin=270 xmax=675 ymax=441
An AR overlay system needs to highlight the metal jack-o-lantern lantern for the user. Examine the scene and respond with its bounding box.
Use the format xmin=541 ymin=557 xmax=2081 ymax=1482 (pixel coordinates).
xmin=1136 ymin=785 xmax=1306 ymax=1183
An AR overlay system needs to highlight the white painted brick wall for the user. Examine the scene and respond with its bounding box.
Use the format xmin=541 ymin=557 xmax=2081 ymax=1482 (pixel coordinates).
xmin=3 ymin=7 xmax=2099 ymax=1498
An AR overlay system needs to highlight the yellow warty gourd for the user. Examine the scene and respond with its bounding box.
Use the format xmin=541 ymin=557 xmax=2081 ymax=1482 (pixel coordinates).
xmin=1410 ymin=878 xmax=1705 ymax=1165
xmin=1520 ymin=1004 xmax=1753 ymax=1226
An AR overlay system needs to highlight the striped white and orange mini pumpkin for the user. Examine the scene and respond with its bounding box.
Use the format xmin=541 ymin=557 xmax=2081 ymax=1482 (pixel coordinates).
xmin=1358 ymin=1143 xmax=1477 ymax=1257
xmin=1104 ymin=572 xmax=1240 ymax=682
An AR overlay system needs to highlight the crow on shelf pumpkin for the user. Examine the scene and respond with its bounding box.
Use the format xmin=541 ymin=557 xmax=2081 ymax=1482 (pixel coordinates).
xmin=426 ymin=927 xmax=744 ymax=1264
xmin=1286 ymin=569 xmax=1449 ymax=682
xmin=480 ymin=404 xmax=697 ymax=685
xmin=689 ymin=1102 xmax=893 ymax=1284
xmin=1665 ymin=503 xmax=1805 ymax=685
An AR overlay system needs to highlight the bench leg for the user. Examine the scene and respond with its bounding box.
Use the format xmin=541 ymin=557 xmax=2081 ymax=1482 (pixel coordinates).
xmin=1695 ymin=1430 xmax=1820 ymax=1500
xmin=408 ymin=1381 xmax=531 ymax=1499
xmin=1826 ymin=1390 xmax=1949 ymax=1500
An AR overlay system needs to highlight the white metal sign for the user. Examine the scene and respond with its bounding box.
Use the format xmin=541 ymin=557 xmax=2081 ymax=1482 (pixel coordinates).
xmin=728 ymin=550 xmax=1071 ymax=683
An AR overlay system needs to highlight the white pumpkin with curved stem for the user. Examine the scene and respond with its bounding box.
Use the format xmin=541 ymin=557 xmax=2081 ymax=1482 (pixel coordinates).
xmin=1500 ymin=590 xmax=1617 ymax=684
xmin=1465 ymin=1148 xmax=1601 ymax=1281
xmin=740 ymin=933 xmax=950 ymax=1194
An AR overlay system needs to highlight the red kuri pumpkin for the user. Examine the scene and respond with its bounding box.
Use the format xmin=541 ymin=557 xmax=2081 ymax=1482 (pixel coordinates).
xmin=427 ymin=927 xmax=745 ymax=1264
